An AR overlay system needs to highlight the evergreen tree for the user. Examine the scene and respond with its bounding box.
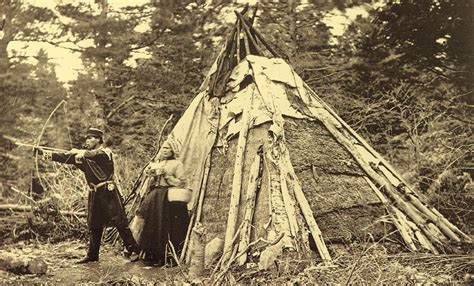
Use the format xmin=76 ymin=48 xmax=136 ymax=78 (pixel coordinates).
xmin=0 ymin=1 xmax=69 ymax=193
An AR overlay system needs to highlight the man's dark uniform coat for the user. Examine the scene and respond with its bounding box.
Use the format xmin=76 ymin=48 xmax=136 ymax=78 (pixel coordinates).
xmin=47 ymin=147 xmax=138 ymax=260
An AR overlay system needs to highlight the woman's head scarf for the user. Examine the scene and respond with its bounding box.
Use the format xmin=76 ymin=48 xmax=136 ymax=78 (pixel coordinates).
xmin=162 ymin=136 xmax=181 ymax=159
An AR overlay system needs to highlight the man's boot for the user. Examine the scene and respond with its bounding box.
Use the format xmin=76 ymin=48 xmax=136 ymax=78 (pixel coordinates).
xmin=77 ymin=228 xmax=103 ymax=264
xmin=118 ymin=227 xmax=140 ymax=262
xmin=76 ymin=256 xmax=98 ymax=264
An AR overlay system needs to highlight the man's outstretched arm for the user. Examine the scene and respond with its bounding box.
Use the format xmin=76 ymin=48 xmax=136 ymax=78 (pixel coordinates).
xmin=35 ymin=147 xmax=80 ymax=165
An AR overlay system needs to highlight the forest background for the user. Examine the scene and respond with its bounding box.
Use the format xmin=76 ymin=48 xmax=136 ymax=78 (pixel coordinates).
xmin=0 ymin=0 xmax=472 ymax=242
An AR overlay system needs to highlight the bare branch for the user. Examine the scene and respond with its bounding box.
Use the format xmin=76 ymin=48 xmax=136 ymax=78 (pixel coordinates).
xmin=13 ymin=39 xmax=85 ymax=53
xmin=106 ymin=95 xmax=137 ymax=119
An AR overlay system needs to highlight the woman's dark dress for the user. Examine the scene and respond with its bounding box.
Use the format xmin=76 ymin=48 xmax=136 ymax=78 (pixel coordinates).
xmin=136 ymin=171 xmax=189 ymax=265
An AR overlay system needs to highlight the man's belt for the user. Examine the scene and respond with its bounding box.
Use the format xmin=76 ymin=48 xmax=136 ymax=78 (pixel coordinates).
xmin=90 ymin=181 xmax=115 ymax=192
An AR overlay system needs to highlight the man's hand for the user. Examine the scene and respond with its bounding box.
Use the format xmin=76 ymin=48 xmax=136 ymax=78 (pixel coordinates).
xmin=33 ymin=146 xmax=43 ymax=156
xmin=75 ymin=150 xmax=86 ymax=162
xmin=34 ymin=147 xmax=52 ymax=161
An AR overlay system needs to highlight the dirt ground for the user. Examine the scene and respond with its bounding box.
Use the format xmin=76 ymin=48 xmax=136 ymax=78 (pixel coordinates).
xmin=1 ymin=212 xmax=472 ymax=284
xmin=0 ymin=240 xmax=186 ymax=284
xmin=2 ymin=239 xmax=473 ymax=284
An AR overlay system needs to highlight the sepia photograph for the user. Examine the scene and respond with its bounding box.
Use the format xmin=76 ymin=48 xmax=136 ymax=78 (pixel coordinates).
xmin=0 ymin=0 xmax=472 ymax=284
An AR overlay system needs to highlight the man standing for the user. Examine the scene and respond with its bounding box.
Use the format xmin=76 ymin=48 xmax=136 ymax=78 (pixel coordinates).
xmin=35 ymin=127 xmax=140 ymax=264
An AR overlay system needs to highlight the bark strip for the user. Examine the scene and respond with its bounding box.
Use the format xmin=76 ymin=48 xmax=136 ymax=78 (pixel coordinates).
xmin=222 ymin=91 xmax=254 ymax=263
xmin=237 ymin=153 xmax=261 ymax=266
xmin=288 ymin=175 xmax=332 ymax=262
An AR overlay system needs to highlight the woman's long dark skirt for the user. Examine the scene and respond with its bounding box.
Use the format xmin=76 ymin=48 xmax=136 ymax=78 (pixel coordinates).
xmin=136 ymin=186 xmax=190 ymax=265
xmin=167 ymin=201 xmax=190 ymax=257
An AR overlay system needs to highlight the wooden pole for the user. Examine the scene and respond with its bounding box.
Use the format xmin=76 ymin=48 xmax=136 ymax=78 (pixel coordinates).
xmin=363 ymin=176 xmax=388 ymax=204
xmin=363 ymin=177 xmax=417 ymax=251
xmin=403 ymin=191 xmax=460 ymax=242
xmin=242 ymin=23 xmax=250 ymax=57
xmin=431 ymin=208 xmax=472 ymax=242
xmin=184 ymin=153 xmax=212 ymax=263
xmin=236 ymin=12 xmax=285 ymax=59
xmin=237 ymin=153 xmax=261 ymax=266
xmin=227 ymin=28 xmax=238 ymax=70
xmin=281 ymin=149 xmax=320 ymax=254
xmin=209 ymin=6 xmax=249 ymax=97
xmin=378 ymin=172 xmax=448 ymax=246
xmin=393 ymin=208 xmax=438 ymax=253
xmin=264 ymin=147 xmax=293 ymax=248
xmin=279 ymin=171 xmax=299 ymax=245
xmin=219 ymin=222 xmax=244 ymax=270
xmin=235 ymin=11 xmax=262 ymax=56
xmin=289 ymin=174 xmax=331 ymax=262
xmin=404 ymin=217 xmax=439 ymax=254
xmin=249 ymin=3 xmax=258 ymax=25
xmin=181 ymin=212 xmax=194 ymax=263
xmin=196 ymin=153 xmax=212 ymax=222
xmin=392 ymin=207 xmax=418 ymax=252
xmin=235 ymin=22 xmax=241 ymax=63
xmin=188 ymin=223 xmax=206 ymax=279
xmin=222 ymin=90 xmax=254 ymax=264
xmin=210 ymin=40 xmax=229 ymax=97
xmin=374 ymin=163 xmax=462 ymax=242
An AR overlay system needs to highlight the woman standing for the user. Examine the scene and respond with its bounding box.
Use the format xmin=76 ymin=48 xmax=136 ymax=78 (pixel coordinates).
xmin=135 ymin=137 xmax=189 ymax=266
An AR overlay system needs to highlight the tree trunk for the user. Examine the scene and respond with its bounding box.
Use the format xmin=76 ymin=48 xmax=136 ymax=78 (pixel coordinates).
xmin=288 ymin=0 xmax=298 ymax=58
xmin=0 ymin=0 xmax=15 ymax=73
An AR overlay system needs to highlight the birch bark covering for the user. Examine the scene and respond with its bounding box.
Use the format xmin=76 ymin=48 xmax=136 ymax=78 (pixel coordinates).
xmin=222 ymin=89 xmax=254 ymax=263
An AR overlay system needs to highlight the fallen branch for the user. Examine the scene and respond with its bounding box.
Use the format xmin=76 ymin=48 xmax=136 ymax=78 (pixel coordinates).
xmin=0 ymin=204 xmax=86 ymax=217
xmin=10 ymin=187 xmax=36 ymax=204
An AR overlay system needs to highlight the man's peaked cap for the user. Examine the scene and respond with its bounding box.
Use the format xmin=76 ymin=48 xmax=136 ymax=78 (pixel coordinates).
xmin=86 ymin=127 xmax=104 ymax=138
